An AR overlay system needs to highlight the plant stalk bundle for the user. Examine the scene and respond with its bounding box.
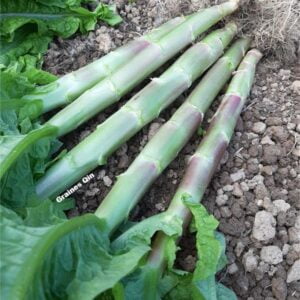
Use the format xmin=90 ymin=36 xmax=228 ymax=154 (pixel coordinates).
xmin=0 ymin=0 xmax=239 ymax=180
xmin=47 ymin=0 xmax=239 ymax=136
xmin=108 ymin=48 xmax=262 ymax=300
xmin=143 ymin=49 xmax=263 ymax=295
xmin=0 ymin=47 xmax=262 ymax=300
xmin=36 ymin=23 xmax=238 ymax=199
xmin=95 ymin=38 xmax=251 ymax=233
xmin=24 ymin=16 xmax=188 ymax=113
xmin=1 ymin=2 xmax=267 ymax=300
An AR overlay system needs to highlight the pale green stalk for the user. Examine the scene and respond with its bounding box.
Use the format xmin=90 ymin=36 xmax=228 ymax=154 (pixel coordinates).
xmin=23 ymin=16 xmax=188 ymax=113
xmin=140 ymin=50 xmax=263 ymax=299
xmin=36 ymin=24 xmax=238 ymax=199
xmin=48 ymin=0 xmax=239 ymax=136
xmin=1 ymin=1 xmax=239 ymax=180
xmin=95 ymin=38 xmax=250 ymax=233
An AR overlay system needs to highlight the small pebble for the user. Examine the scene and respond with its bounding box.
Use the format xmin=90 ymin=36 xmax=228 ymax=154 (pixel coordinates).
xmin=287 ymin=259 xmax=300 ymax=283
xmin=252 ymin=211 xmax=276 ymax=241
xmin=252 ymin=122 xmax=267 ymax=134
xmin=261 ymin=136 xmax=275 ymax=145
xmin=216 ymin=194 xmax=228 ymax=206
xmin=260 ymin=246 xmax=283 ymax=265
xmin=243 ymin=249 xmax=258 ymax=272
xmin=103 ymin=176 xmax=113 ymax=187
xmin=223 ymin=184 xmax=234 ymax=192
xmin=230 ymin=169 xmax=245 ymax=182
xmin=273 ymin=199 xmax=291 ymax=214
xmin=228 ymin=263 xmax=239 ymax=274
xmin=232 ymin=183 xmax=243 ymax=197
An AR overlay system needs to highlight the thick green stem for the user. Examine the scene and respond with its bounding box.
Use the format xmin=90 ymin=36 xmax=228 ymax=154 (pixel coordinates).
xmin=95 ymin=38 xmax=250 ymax=233
xmin=46 ymin=1 xmax=239 ymax=136
xmin=1 ymin=2 xmax=239 ymax=181
xmin=23 ymin=16 xmax=188 ymax=113
xmin=36 ymin=24 xmax=238 ymax=199
xmin=146 ymin=48 xmax=262 ymax=276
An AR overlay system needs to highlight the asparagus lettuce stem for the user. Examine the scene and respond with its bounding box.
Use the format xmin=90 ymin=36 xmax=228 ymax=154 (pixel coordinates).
xmin=23 ymin=16 xmax=188 ymax=113
xmin=110 ymin=48 xmax=261 ymax=300
xmin=36 ymin=23 xmax=238 ymax=199
xmin=168 ymin=55 xmax=263 ymax=221
xmin=95 ymin=38 xmax=251 ymax=233
xmin=1 ymin=1 xmax=239 ymax=181
xmin=138 ymin=49 xmax=263 ymax=296
xmin=47 ymin=0 xmax=239 ymax=136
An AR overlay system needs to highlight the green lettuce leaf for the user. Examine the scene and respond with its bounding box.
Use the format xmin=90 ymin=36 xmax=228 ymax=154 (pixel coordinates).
xmin=0 ymin=200 xmax=186 ymax=300
xmin=0 ymin=68 xmax=35 ymax=100
xmin=0 ymin=0 xmax=122 ymax=86
xmin=23 ymin=198 xmax=74 ymax=226
xmin=0 ymin=0 xmax=122 ymax=40
xmin=67 ymin=245 xmax=149 ymax=300
xmin=115 ymin=199 xmax=236 ymax=300
xmin=0 ymin=134 xmax=61 ymax=209
xmin=0 ymin=203 xmax=148 ymax=300
xmin=184 ymin=200 xmax=223 ymax=281
xmin=163 ymin=201 xmax=232 ymax=300
xmin=216 ymin=283 xmax=237 ymax=300
xmin=36 ymin=0 xmax=89 ymax=9
xmin=0 ymin=68 xmax=60 ymax=209
xmin=0 ymin=28 xmax=52 ymax=74
xmin=112 ymin=212 xmax=183 ymax=253
xmin=165 ymin=274 xmax=238 ymax=300
xmin=69 ymin=213 xmax=183 ymax=300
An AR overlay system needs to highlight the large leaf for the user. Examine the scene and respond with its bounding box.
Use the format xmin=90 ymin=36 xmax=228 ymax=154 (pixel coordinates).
xmin=116 ymin=199 xmax=236 ymax=300
xmin=0 ymin=131 xmax=60 ymax=209
xmin=0 ymin=68 xmax=45 ymax=137
xmin=0 ymin=28 xmax=52 ymax=74
xmin=112 ymin=212 xmax=183 ymax=253
xmin=0 ymin=68 xmax=59 ymax=198
xmin=67 ymin=245 xmax=149 ymax=300
xmin=0 ymin=68 xmax=35 ymax=100
xmin=0 ymin=0 xmax=121 ymax=86
xmin=164 ymin=201 xmax=232 ymax=300
xmin=36 ymin=0 xmax=88 ymax=9
xmin=23 ymin=198 xmax=74 ymax=226
xmin=0 ymin=203 xmax=148 ymax=300
xmin=0 ymin=0 xmax=122 ymax=39
xmin=69 ymin=213 xmax=183 ymax=299
xmin=184 ymin=200 xmax=223 ymax=281
xmin=166 ymin=275 xmax=238 ymax=300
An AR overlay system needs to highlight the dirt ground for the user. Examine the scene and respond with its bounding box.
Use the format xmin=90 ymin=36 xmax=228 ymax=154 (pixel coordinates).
xmin=44 ymin=0 xmax=300 ymax=299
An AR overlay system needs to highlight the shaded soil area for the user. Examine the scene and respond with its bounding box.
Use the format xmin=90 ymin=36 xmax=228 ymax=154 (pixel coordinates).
xmin=44 ymin=1 xmax=300 ymax=299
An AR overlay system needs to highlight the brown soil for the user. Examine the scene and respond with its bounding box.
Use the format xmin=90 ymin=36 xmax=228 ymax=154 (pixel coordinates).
xmin=44 ymin=0 xmax=300 ymax=299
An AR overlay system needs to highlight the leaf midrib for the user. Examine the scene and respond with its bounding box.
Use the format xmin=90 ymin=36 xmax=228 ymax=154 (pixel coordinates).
xmin=12 ymin=214 xmax=104 ymax=300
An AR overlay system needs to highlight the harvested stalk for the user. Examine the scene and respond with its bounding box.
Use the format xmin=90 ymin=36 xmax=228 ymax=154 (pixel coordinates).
xmin=36 ymin=23 xmax=238 ymax=199
xmin=121 ymin=49 xmax=262 ymax=299
xmin=47 ymin=0 xmax=239 ymax=136
xmin=0 ymin=1 xmax=239 ymax=180
xmin=95 ymin=38 xmax=251 ymax=233
xmin=23 ymin=16 xmax=188 ymax=113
